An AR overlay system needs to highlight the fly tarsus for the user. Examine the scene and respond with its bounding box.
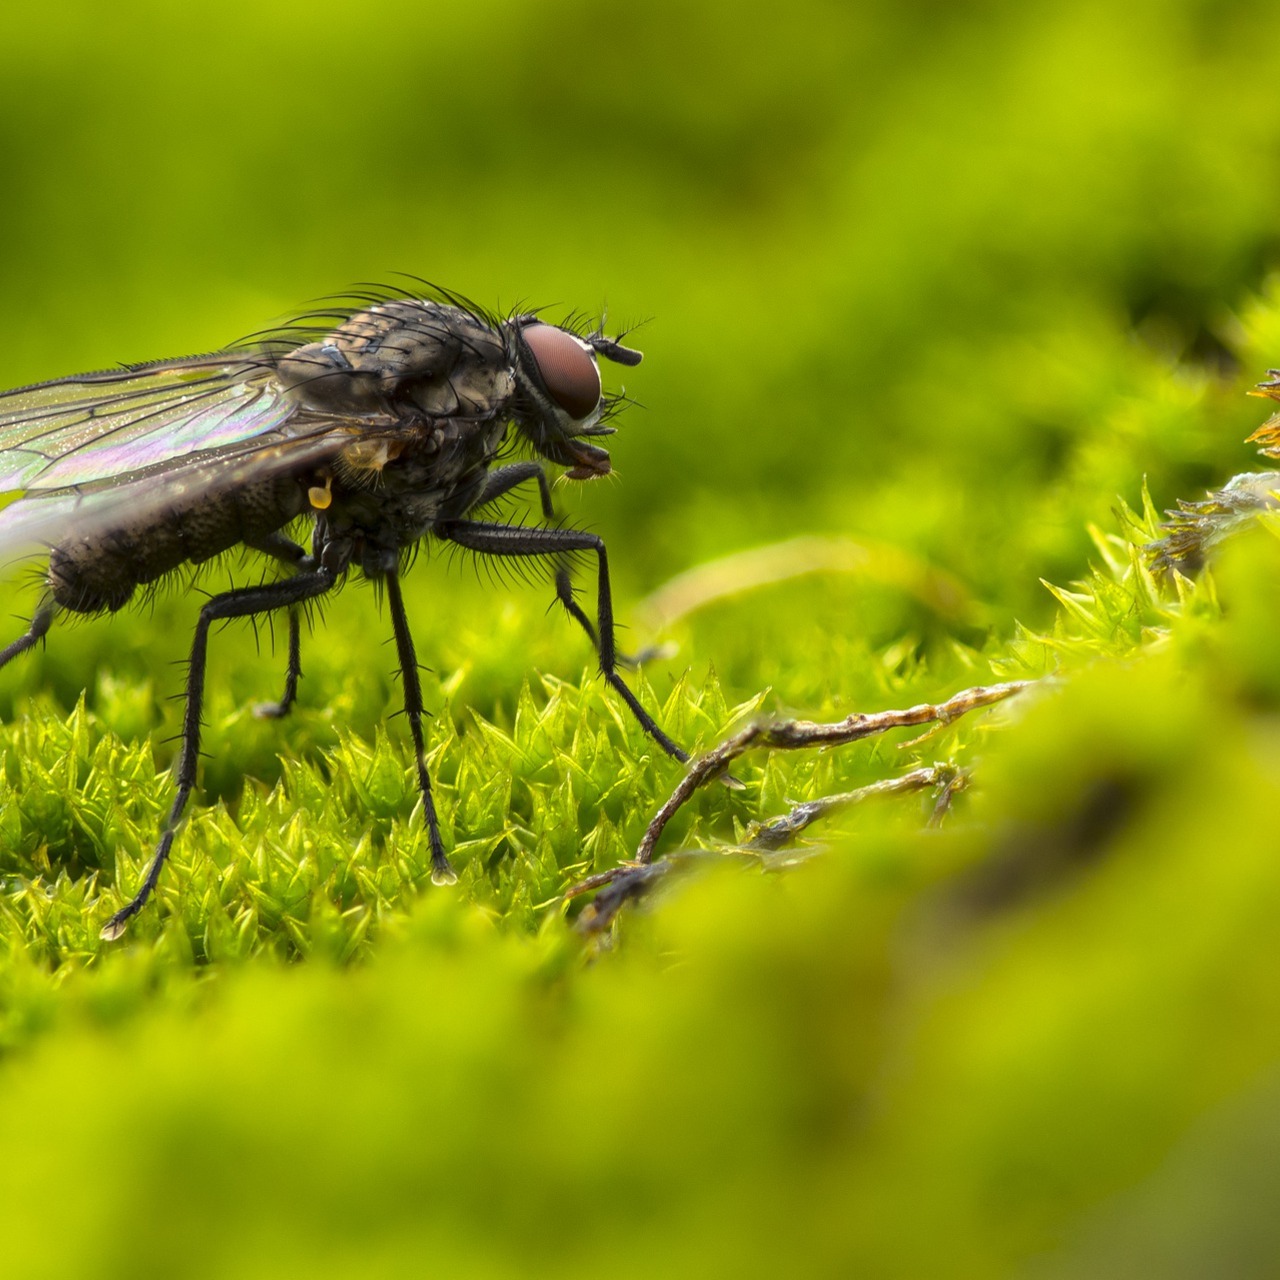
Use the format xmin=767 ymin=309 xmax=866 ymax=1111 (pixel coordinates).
xmin=101 ymin=565 xmax=338 ymax=941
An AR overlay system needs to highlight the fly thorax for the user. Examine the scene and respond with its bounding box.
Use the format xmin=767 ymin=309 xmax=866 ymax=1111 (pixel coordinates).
xmin=276 ymin=300 xmax=514 ymax=419
xmin=321 ymin=479 xmax=440 ymax=560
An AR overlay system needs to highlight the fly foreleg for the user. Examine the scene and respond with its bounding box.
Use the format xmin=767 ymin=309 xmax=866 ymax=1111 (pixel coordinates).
xmin=436 ymin=519 xmax=688 ymax=764
xmin=101 ymin=565 xmax=337 ymax=941
xmin=475 ymin=461 xmax=556 ymax=512
xmin=473 ymin=465 xmax=625 ymax=665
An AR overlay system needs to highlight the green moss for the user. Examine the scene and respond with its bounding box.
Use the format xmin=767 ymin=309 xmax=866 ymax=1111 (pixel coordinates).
xmin=5 ymin=0 xmax=1280 ymax=1272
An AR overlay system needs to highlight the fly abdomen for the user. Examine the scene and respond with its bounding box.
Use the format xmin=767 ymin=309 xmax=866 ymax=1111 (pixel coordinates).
xmin=49 ymin=473 xmax=309 ymax=614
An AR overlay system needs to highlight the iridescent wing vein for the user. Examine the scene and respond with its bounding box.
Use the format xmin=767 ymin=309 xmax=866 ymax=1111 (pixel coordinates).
xmin=0 ymin=352 xmax=372 ymax=563
xmin=0 ymin=355 xmax=295 ymax=490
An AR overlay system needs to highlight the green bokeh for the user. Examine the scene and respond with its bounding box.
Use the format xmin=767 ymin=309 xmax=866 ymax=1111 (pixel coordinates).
xmin=3 ymin=0 xmax=1280 ymax=1274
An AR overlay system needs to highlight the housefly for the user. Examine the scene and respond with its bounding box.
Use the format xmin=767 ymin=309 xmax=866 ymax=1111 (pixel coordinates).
xmin=0 ymin=282 xmax=686 ymax=940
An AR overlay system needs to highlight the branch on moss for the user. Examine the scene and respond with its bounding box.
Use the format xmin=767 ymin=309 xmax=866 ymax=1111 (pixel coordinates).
xmin=568 ymin=679 xmax=1040 ymax=931
xmin=572 ymin=766 xmax=974 ymax=933
xmin=637 ymin=679 xmax=1037 ymax=864
xmin=744 ymin=763 xmax=967 ymax=851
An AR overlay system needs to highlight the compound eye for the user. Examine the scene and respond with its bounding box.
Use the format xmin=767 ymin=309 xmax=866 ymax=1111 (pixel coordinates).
xmin=522 ymin=323 xmax=602 ymax=420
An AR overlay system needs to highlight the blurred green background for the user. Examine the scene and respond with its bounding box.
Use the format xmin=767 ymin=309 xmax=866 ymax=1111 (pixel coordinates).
xmin=5 ymin=0 xmax=1278 ymax=620
xmin=3 ymin=0 xmax=1280 ymax=1274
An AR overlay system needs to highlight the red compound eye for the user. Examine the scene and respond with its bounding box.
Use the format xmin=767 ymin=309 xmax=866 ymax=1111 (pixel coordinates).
xmin=521 ymin=323 xmax=602 ymax=420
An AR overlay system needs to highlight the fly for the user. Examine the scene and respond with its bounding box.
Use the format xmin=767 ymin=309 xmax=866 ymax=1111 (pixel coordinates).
xmin=0 ymin=282 xmax=687 ymax=940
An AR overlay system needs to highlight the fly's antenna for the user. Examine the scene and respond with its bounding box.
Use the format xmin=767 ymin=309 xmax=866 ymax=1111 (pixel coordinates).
xmin=588 ymin=334 xmax=643 ymax=367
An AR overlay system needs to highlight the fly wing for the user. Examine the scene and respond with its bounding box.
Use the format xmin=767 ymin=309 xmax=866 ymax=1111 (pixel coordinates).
xmin=0 ymin=353 xmax=299 ymax=492
xmin=0 ymin=346 xmax=423 ymax=571
xmin=0 ymin=425 xmax=365 ymax=569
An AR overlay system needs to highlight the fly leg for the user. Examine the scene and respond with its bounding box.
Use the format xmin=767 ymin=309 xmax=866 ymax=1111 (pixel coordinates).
xmin=383 ymin=572 xmax=455 ymax=887
xmin=246 ymin=533 xmax=308 ymax=719
xmin=475 ymin=461 xmax=553 ymax=509
xmin=101 ymin=565 xmax=337 ymax=941
xmin=254 ymin=608 xmax=302 ymax=719
xmin=436 ymin=519 xmax=688 ymax=764
xmin=0 ymin=597 xmax=55 ymax=672
xmin=472 ymin=464 xmax=636 ymax=668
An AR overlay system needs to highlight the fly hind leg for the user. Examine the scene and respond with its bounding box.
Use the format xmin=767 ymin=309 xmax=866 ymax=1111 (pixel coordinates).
xmin=101 ymin=564 xmax=337 ymax=941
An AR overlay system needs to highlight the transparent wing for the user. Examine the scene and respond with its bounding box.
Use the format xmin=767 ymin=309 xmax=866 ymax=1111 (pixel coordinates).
xmin=0 ymin=354 xmax=299 ymax=491
xmin=0 ymin=427 xmax=361 ymax=571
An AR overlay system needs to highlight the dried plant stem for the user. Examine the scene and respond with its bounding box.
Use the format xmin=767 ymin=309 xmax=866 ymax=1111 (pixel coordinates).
xmin=638 ymin=679 xmax=1037 ymax=864
xmin=566 ymin=678 xmax=1041 ymax=928
xmin=745 ymin=763 xmax=967 ymax=851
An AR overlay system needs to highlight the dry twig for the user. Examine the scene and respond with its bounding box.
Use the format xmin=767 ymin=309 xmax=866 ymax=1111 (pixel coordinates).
xmin=638 ymin=679 xmax=1036 ymax=863
xmin=744 ymin=763 xmax=966 ymax=851
xmin=568 ymin=678 xmax=1040 ymax=929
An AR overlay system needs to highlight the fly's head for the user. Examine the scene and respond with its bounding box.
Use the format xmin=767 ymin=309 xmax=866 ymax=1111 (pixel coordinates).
xmin=507 ymin=317 xmax=643 ymax=479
